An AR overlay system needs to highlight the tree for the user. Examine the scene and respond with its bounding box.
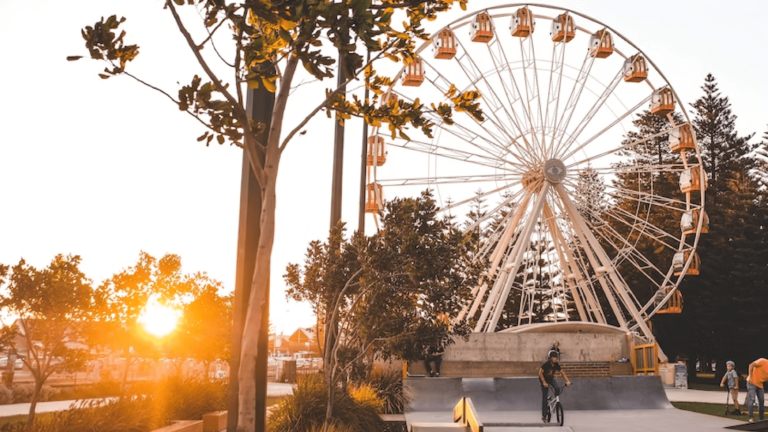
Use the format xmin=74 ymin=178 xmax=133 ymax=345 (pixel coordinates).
xmin=690 ymin=74 xmax=756 ymax=205
xmin=175 ymin=286 xmax=234 ymax=379
xmin=649 ymin=76 xmax=767 ymax=383
xmin=94 ymin=252 xmax=221 ymax=390
xmin=0 ymin=255 xmax=97 ymax=428
xmin=73 ymin=3 xmax=483 ymax=429
xmin=602 ymin=110 xmax=683 ymax=310
xmin=574 ymin=165 xmax=605 ymax=225
xmin=749 ymin=126 xmax=768 ymax=191
xmin=285 ymin=191 xmax=479 ymax=430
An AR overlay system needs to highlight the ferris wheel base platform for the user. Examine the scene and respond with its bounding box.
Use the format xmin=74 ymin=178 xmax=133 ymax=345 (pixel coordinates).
xmin=404 ymin=376 xmax=742 ymax=431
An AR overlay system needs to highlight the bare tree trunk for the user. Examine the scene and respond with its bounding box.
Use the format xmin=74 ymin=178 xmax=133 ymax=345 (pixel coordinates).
xmin=121 ymin=352 xmax=133 ymax=392
xmin=203 ymin=360 xmax=212 ymax=381
xmin=236 ymin=51 xmax=297 ymax=432
xmin=237 ymin=171 xmax=277 ymax=431
xmin=26 ymin=378 xmax=44 ymax=430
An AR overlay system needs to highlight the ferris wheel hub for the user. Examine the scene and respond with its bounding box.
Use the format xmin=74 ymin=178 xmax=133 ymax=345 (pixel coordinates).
xmin=543 ymin=159 xmax=567 ymax=184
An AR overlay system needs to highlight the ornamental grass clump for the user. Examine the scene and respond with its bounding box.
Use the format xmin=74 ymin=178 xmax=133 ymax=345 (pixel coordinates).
xmin=0 ymin=376 xmax=228 ymax=432
xmin=268 ymin=374 xmax=384 ymax=432
xmin=366 ymin=367 xmax=407 ymax=415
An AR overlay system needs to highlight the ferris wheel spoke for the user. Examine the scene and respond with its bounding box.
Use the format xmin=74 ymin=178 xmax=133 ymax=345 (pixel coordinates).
xmin=557 ymin=94 xmax=649 ymax=162
xmin=420 ymin=59 xmax=527 ymax=162
xmin=555 ymin=183 xmax=654 ymax=337
xmin=377 ymin=173 xmax=522 ymax=187
xmin=562 ymin=179 xmax=684 ymax=242
xmin=580 ymin=207 xmax=669 ymax=280
xmin=486 ymin=38 xmax=541 ymax=159
xmin=550 ymin=53 xmax=598 ymax=159
xmin=600 ymin=183 xmax=691 ymax=213
xmin=493 ymin=33 xmax=546 ymax=155
xmin=574 ymin=163 xmax=688 ymax=175
xmin=441 ymin=182 xmax=522 ymax=214
xmin=564 ymin=126 xmax=675 ymax=170
xmin=452 ymin=37 xmax=539 ymax=162
xmin=396 ymin=90 xmax=536 ymax=171
xmin=552 ymin=68 xmax=625 ymax=160
xmin=385 ymin=136 xmax=520 ymax=172
xmin=597 ymin=205 xmax=682 ymax=250
xmin=517 ymin=35 xmax=546 ymax=158
xmin=464 ymin=187 xmax=527 ymax=235
xmin=542 ymin=41 xmax=568 ymax=153
xmin=391 ymin=91 xmax=516 ymax=165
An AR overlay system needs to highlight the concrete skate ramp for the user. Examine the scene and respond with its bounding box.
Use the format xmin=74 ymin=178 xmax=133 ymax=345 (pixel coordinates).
xmin=404 ymin=376 xmax=671 ymax=413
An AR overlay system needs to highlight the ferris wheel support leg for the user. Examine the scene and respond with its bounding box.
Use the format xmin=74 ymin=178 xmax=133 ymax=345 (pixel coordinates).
xmin=549 ymin=214 xmax=606 ymax=324
xmin=486 ymin=183 xmax=551 ymax=332
xmin=554 ymin=186 xmax=628 ymax=329
xmin=474 ymin=188 xmax=542 ymax=332
xmin=555 ymin=184 xmax=656 ymax=343
xmin=460 ymin=190 xmax=534 ymax=324
xmin=548 ymin=199 xmax=606 ymax=323
xmin=543 ymin=203 xmax=587 ymax=322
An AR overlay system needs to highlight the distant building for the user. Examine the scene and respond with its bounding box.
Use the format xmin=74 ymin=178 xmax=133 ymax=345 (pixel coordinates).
xmin=284 ymin=327 xmax=320 ymax=355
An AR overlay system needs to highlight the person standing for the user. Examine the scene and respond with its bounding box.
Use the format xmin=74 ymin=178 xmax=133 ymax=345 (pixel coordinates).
xmin=720 ymin=361 xmax=741 ymax=415
xmin=746 ymin=358 xmax=767 ymax=423
xmin=538 ymin=350 xmax=571 ymax=422
xmin=549 ymin=341 xmax=561 ymax=361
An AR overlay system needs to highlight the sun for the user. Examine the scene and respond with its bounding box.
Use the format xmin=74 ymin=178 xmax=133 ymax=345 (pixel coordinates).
xmin=138 ymin=298 xmax=181 ymax=338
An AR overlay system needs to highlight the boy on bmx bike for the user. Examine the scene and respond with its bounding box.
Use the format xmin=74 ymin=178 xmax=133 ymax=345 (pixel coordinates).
xmin=539 ymin=349 xmax=572 ymax=423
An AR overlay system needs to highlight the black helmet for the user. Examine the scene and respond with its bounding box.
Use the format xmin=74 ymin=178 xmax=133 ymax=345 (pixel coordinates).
xmin=548 ymin=350 xmax=559 ymax=359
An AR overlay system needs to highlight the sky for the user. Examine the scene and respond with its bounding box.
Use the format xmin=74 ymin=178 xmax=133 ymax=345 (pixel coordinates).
xmin=0 ymin=0 xmax=766 ymax=335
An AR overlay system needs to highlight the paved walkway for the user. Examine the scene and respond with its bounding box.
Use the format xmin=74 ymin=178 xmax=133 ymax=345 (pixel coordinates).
xmin=0 ymin=382 xmax=295 ymax=418
xmin=666 ymin=387 xmax=749 ymax=404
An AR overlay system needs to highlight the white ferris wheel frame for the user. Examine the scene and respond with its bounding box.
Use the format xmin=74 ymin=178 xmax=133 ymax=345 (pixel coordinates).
xmin=366 ymin=3 xmax=707 ymax=346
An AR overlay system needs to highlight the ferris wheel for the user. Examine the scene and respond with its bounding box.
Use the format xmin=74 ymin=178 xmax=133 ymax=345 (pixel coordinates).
xmin=364 ymin=4 xmax=707 ymax=343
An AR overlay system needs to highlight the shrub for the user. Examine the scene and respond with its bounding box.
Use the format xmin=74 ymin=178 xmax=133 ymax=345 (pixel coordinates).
xmin=54 ymin=380 xmax=122 ymax=401
xmin=268 ymin=374 xmax=384 ymax=432
xmin=0 ymin=396 xmax=158 ymax=432
xmin=349 ymin=384 xmax=384 ymax=413
xmin=10 ymin=384 xmax=60 ymax=403
xmin=153 ymin=376 xmax=228 ymax=422
xmin=0 ymin=385 xmax=13 ymax=405
xmin=367 ymin=367 xmax=407 ymax=415
xmin=0 ymin=376 xmax=229 ymax=432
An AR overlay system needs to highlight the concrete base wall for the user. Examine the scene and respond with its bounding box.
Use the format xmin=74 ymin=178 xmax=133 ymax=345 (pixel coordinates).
xmin=445 ymin=331 xmax=629 ymax=363
xmin=409 ymin=360 xmax=632 ymax=378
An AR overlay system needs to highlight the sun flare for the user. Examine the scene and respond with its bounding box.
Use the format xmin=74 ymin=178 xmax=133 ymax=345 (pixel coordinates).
xmin=138 ymin=298 xmax=180 ymax=338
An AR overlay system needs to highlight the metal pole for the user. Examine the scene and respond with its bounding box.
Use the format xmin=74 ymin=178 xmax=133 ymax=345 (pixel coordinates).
xmin=330 ymin=51 xmax=347 ymax=230
xmin=358 ymin=50 xmax=370 ymax=233
xmin=228 ymin=85 xmax=274 ymax=432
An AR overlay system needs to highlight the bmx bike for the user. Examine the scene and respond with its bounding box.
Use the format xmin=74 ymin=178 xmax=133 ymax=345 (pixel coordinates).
xmin=544 ymin=384 xmax=566 ymax=426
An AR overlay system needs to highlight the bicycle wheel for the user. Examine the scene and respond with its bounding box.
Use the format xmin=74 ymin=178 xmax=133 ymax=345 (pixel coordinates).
xmin=545 ymin=405 xmax=552 ymax=423
xmin=556 ymin=402 xmax=564 ymax=426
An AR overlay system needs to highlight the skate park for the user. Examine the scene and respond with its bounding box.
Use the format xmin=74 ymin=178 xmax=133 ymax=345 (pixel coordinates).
xmin=402 ymin=325 xmax=748 ymax=431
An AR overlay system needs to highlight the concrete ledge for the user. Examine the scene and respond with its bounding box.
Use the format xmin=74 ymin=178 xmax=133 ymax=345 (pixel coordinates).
xmin=202 ymin=411 xmax=227 ymax=432
xmin=410 ymin=361 xmax=633 ymax=378
xmin=151 ymin=420 xmax=203 ymax=432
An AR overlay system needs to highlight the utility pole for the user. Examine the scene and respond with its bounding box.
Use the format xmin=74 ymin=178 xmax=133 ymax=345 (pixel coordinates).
xmin=228 ymin=85 xmax=274 ymax=432
xmin=330 ymin=53 xmax=347 ymax=229
xmin=358 ymin=51 xmax=371 ymax=234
